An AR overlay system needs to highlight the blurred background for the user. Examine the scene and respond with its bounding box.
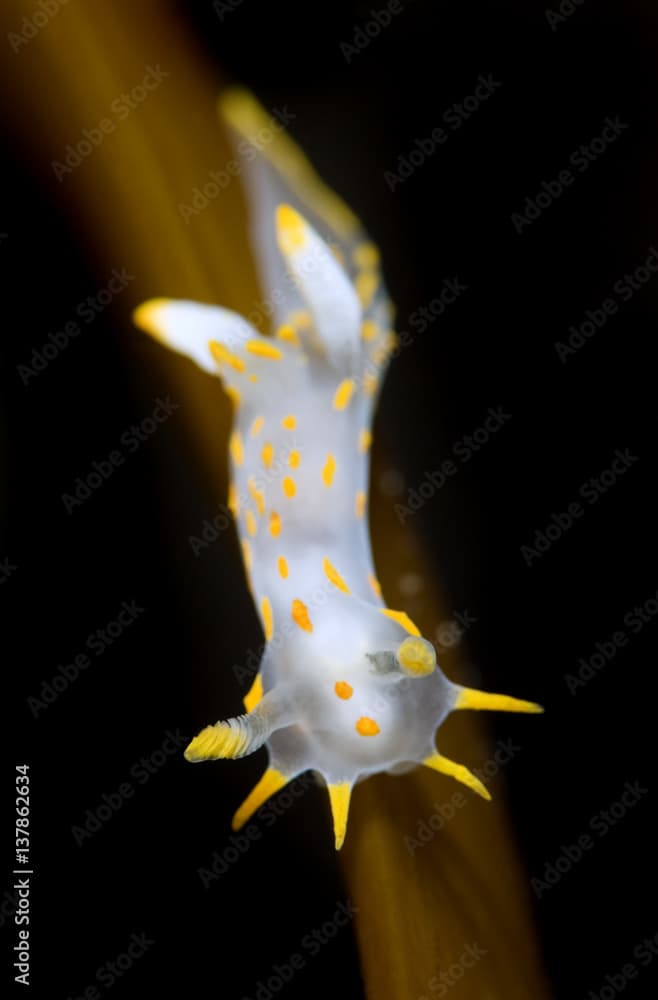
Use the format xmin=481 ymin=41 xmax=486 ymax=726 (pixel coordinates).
xmin=2 ymin=0 xmax=656 ymax=997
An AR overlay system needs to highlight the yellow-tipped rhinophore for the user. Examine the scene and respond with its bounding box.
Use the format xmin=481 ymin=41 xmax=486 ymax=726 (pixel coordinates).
xmin=184 ymin=721 xmax=251 ymax=762
xmin=232 ymin=768 xmax=288 ymax=831
xmin=328 ymin=782 xmax=352 ymax=850
xmin=455 ymin=688 xmax=544 ymax=714
xmin=423 ymin=753 xmax=491 ymax=801
xmin=397 ymin=637 xmax=436 ymax=677
xmin=132 ymin=297 xmax=171 ymax=343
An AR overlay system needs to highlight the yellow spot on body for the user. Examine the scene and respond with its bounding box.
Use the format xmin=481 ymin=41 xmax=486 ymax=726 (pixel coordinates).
xmin=363 ymin=372 xmax=378 ymax=397
xmin=209 ymin=340 xmax=245 ymax=373
xmin=323 ymin=557 xmax=350 ymax=594
xmin=250 ymin=416 xmax=264 ymax=437
xmin=245 ymin=510 xmax=257 ymax=538
xmin=356 ymin=716 xmax=380 ymax=737
xmin=380 ymin=607 xmax=420 ymax=636
xmin=228 ymin=482 xmax=239 ymax=517
xmin=361 ymin=319 xmax=378 ymax=342
xmin=282 ymin=476 xmax=296 ymax=498
xmin=276 ymin=324 xmax=300 ymax=346
xmin=353 ymin=242 xmax=381 ymax=269
xmin=397 ymin=637 xmax=436 ymax=677
xmin=232 ymin=768 xmax=288 ymax=831
xmin=249 ymin=374 xmax=259 ymax=383
xmin=455 ymin=689 xmax=544 ymax=714
xmin=276 ymin=204 xmax=307 ymax=255
xmin=282 ymin=414 xmax=296 ymax=430
xmin=225 ymin=385 xmax=242 ymax=409
xmin=246 ymin=338 xmax=283 ymax=360
xmin=260 ymin=596 xmax=274 ymax=641
xmin=229 ymin=431 xmax=244 ymax=466
xmin=241 ymin=539 xmax=252 ymax=573
xmin=291 ymin=599 xmax=313 ymax=633
xmin=277 ymin=556 xmax=288 ymax=579
xmin=248 ymin=478 xmax=265 ymax=516
xmin=269 ymin=511 xmax=281 ymax=537
xmin=358 ymin=429 xmax=372 ymax=453
xmin=322 ymin=454 xmax=336 ymax=487
xmin=288 ymin=310 xmax=312 ymax=329
xmin=289 ymin=450 xmax=301 ymax=468
xmin=355 ymin=271 xmax=378 ymax=308
xmin=333 ymin=378 xmax=355 ymax=411
xmin=368 ymin=573 xmax=382 ymax=598
xmin=243 ymin=674 xmax=263 ymax=713
xmin=334 ymin=680 xmax=353 ymax=700
xmin=355 ymin=491 xmax=366 ymax=518
xmin=327 ymin=783 xmax=352 ymax=850
xmin=261 ymin=442 xmax=274 ymax=469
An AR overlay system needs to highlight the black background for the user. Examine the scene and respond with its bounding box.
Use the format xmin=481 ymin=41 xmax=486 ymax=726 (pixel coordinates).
xmin=4 ymin=1 xmax=656 ymax=997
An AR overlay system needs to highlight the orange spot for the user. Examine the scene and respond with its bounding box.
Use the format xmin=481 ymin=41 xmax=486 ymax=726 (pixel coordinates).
xmin=241 ymin=539 xmax=252 ymax=573
xmin=245 ymin=510 xmax=257 ymax=538
xmin=363 ymin=372 xmax=378 ymax=397
xmin=260 ymin=596 xmax=274 ymax=641
xmin=361 ymin=320 xmax=378 ymax=342
xmin=291 ymin=599 xmax=313 ymax=633
xmin=322 ymin=454 xmax=336 ymax=487
xmin=209 ymin=341 xmax=245 ymax=373
xmin=227 ymin=482 xmax=239 ymax=518
xmin=333 ymin=378 xmax=355 ymax=411
xmin=380 ymin=607 xmax=420 ymax=637
xmin=356 ymin=271 xmax=378 ymax=308
xmin=282 ymin=415 xmax=296 ymax=430
xmin=289 ymin=450 xmax=301 ymax=468
xmin=355 ymin=491 xmax=366 ymax=518
xmin=288 ymin=310 xmax=312 ymax=329
xmin=334 ymin=681 xmax=353 ymax=700
xmin=353 ymin=242 xmax=380 ymax=269
xmin=368 ymin=573 xmax=382 ymax=598
xmin=358 ymin=430 xmax=372 ymax=453
xmin=225 ymin=385 xmax=242 ymax=409
xmin=276 ymin=204 xmax=307 ymax=254
xmin=276 ymin=324 xmax=300 ymax=346
xmin=250 ymin=416 xmax=264 ymax=437
xmin=356 ymin=716 xmax=380 ymax=737
xmin=282 ymin=476 xmax=296 ymax=498
xmin=248 ymin=478 xmax=265 ymax=516
xmin=269 ymin=511 xmax=281 ymax=537
xmin=278 ymin=556 xmax=288 ymax=579
xmin=229 ymin=431 xmax=244 ymax=466
xmin=261 ymin=442 xmax=274 ymax=469
xmin=323 ymin=557 xmax=350 ymax=594
xmin=246 ymin=339 xmax=283 ymax=360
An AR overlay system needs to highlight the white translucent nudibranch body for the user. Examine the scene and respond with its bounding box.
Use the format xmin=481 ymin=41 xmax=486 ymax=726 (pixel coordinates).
xmin=133 ymin=90 xmax=542 ymax=849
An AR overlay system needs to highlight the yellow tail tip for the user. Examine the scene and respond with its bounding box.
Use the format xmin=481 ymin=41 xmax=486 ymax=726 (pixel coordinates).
xmin=423 ymin=754 xmax=492 ymax=801
xmin=132 ymin=298 xmax=171 ymax=341
xmin=327 ymin=782 xmax=352 ymax=850
xmin=455 ymin=688 xmax=544 ymax=715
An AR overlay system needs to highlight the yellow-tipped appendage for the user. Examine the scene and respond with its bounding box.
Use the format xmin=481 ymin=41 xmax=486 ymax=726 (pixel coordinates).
xmin=455 ymin=688 xmax=544 ymax=714
xmin=328 ymin=783 xmax=352 ymax=850
xmin=232 ymin=768 xmax=289 ymax=831
xmin=132 ymin=298 xmax=171 ymax=343
xmin=423 ymin=753 xmax=491 ymax=801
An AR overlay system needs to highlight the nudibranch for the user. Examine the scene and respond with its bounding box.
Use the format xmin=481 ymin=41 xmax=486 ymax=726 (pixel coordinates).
xmin=133 ymin=90 xmax=542 ymax=849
